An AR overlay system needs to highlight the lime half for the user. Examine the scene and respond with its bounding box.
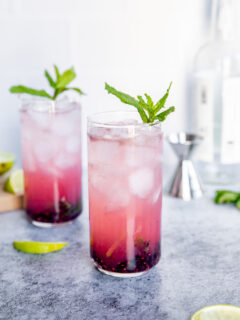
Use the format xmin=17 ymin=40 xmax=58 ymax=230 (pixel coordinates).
xmin=191 ymin=305 xmax=240 ymax=320
xmin=4 ymin=169 xmax=24 ymax=194
xmin=0 ymin=152 xmax=15 ymax=175
xmin=13 ymin=241 xmax=68 ymax=254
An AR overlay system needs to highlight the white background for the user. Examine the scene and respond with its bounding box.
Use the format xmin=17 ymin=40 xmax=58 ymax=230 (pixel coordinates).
xmin=0 ymin=0 xmax=211 ymax=167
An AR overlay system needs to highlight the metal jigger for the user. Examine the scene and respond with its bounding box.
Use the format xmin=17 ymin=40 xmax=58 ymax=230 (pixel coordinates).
xmin=166 ymin=132 xmax=203 ymax=201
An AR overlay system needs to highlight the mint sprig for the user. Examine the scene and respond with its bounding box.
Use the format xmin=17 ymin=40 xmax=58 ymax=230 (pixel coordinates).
xmin=105 ymin=82 xmax=175 ymax=123
xmin=10 ymin=65 xmax=84 ymax=100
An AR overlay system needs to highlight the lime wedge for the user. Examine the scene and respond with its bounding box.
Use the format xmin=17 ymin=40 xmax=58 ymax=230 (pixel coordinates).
xmin=13 ymin=241 xmax=68 ymax=254
xmin=191 ymin=305 xmax=240 ymax=320
xmin=4 ymin=169 xmax=24 ymax=194
xmin=0 ymin=152 xmax=15 ymax=175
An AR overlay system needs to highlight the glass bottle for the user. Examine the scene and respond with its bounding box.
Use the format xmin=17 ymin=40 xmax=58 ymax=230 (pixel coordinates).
xmin=192 ymin=0 xmax=240 ymax=184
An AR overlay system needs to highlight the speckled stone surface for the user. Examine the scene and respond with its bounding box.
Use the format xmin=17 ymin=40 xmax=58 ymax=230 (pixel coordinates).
xmin=1 ymin=178 xmax=240 ymax=320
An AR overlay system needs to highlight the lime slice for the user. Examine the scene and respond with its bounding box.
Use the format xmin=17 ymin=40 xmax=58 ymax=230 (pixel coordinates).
xmin=4 ymin=169 xmax=24 ymax=194
xmin=0 ymin=152 xmax=15 ymax=175
xmin=191 ymin=305 xmax=240 ymax=320
xmin=13 ymin=241 xmax=68 ymax=254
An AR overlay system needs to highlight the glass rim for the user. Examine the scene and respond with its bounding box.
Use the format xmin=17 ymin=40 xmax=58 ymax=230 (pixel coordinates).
xmin=87 ymin=110 xmax=162 ymax=129
xmin=19 ymin=95 xmax=81 ymax=114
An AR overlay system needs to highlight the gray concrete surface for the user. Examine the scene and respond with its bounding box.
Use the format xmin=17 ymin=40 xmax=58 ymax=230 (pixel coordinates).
xmin=0 ymin=182 xmax=240 ymax=320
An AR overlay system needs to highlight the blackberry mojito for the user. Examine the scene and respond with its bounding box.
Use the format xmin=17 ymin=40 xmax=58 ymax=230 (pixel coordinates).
xmin=88 ymin=111 xmax=163 ymax=277
xmin=20 ymin=98 xmax=82 ymax=227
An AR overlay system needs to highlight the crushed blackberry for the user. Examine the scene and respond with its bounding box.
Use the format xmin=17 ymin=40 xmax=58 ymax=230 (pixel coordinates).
xmin=26 ymin=198 xmax=82 ymax=223
xmin=91 ymin=241 xmax=160 ymax=273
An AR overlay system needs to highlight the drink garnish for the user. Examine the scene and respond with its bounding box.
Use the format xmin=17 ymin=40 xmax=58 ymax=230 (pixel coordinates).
xmin=9 ymin=65 xmax=84 ymax=100
xmin=0 ymin=152 xmax=15 ymax=176
xmin=191 ymin=305 xmax=240 ymax=320
xmin=135 ymin=237 xmax=150 ymax=253
xmin=215 ymin=190 xmax=240 ymax=210
xmin=106 ymin=233 xmax=126 ymax=258
xmin=105 ymin=227 xmax=143 ymax=258
xmin=4 ymin=169 xmax=24 ymax=195
xmin=13 ymin=241 xmax=68 ymax=254
xmin=105 ymin=82 xmax=175 ymax=123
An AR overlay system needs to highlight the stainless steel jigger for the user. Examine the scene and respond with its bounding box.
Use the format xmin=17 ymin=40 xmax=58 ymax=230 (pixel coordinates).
xmin=166 ymin=132 xmax=203 ymax=201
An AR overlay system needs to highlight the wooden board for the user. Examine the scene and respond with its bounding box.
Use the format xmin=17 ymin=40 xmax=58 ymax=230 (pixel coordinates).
xmin=0 ymin=184 xmax=24 ymax=213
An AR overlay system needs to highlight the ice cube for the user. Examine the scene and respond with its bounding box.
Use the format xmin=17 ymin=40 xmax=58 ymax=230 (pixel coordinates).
xmin=45 ymin=165 xmax=62 ymax=178
xmin=51 ymin=118 xmax=74 ymax=136
xmin=88 ymin=140 xmax=119 ymax=164
xmin=125 ymin=145 xmax=162 ymax=168
xmin=55 ymin=96 xmax=69 ymax=109
xmin=21 ymin=131 xmax=31 ymax=142
xmin=129 ymin=168 xmax=154 ymax=198
xmin=23 ymin=153 xmax=36 ymax=172
xmin=55 ymin=153 xmax=76 ymax=168
xmin=89 ymin=169 xmax=130 ymax=211
xmin=89 ymin=172 xmax=106 ymax=190
xmin=125 ymin=145 xmax=147 ymax=167
xmin=66 ymin=136 xmax=81 ymax=153
xmin=33 ymin=141 xmax=55 ymax=163
xmin=29 ymin=110 xmax=50 ymax=130
xmin=107 ymin=188 xmax=130 ymax=211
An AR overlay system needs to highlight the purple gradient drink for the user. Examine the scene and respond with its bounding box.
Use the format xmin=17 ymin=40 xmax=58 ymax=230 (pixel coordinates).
xmin=20 ymin=98 xmax=82 ymax=227
xmin=88 ymin=112 xmax=163 ymax=277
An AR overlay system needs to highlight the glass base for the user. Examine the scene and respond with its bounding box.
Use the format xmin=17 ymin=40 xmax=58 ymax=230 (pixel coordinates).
xmin=93 ymin=261 xmax=149 ymax=278
xmin=31 ymin=218 xmax=78 ymax=228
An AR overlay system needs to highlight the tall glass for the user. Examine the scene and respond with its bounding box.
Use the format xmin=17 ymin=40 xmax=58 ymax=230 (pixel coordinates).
xmin=20 ymin=97 xmax=82 ymax=227
xmin=88 ymin=111 xmax=163 ymax=277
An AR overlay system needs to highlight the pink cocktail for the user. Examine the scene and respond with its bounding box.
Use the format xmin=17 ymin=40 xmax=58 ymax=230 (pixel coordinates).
xmin=20 ymin=98 xmax=82 ymax=227
xmin=88 ymin=112 xmax=162 ymax=277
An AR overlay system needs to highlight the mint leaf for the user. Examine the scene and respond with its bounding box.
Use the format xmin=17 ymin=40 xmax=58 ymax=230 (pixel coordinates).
xmin=52 ymin=88 xmax=65 ymax=100
xmin=53 ymin=87 xmax=84 ymax=99
xmin=66 ymin=87 xmax=85 ymax=95
xmin=9 ymin=86 xmax=52 ymax=99
xmin=144 ymin=93 xmax=154 ymax=108
xmin=135 ymin=237 xmax=146 ymax=250
xmin=56 ymin=67 xmax=76 ymax=89
xmin=154 ymin=82 xmax=172 ymax=114
xmin=54 ymin=65 xmax=61 ymax=82
xmin=105 ymin=83 xmax=138 ymax=107
xmin=105 ymin=83 xmax=148 ymax=123
xmin=10 ymin=65 xmax=84 ymax=101
xmin=45 ymin=70 xmax=56 ymax=88
xmin=137 ymin=95 xmax=154 ymax=120
xmin=105 ymin=82 xmax=175 ymax=124
xmin=155 ymin=106 xmax=175 ymax=122
xmin=135 ymin=237 xmax=150 ymax=253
